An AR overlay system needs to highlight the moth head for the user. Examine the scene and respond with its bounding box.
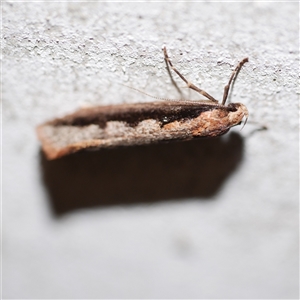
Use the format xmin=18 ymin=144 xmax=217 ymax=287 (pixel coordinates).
xmin=228 ymin=103 xmax=249 ymax=129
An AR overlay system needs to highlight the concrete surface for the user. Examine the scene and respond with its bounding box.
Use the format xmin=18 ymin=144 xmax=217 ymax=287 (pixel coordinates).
xmin=2 ymin=2 xmax=299 ymax=299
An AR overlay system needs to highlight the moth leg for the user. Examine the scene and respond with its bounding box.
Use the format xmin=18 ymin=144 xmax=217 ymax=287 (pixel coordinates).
xmin=164 ymin=53 xmax=184 ymax=98
xmin=222 ymin=57 xmax=248 ymax=105
xmin=163 ymin=47 xmax=218 ymax=102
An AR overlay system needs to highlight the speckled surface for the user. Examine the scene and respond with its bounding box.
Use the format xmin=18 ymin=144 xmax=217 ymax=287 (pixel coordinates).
xmin=2 ymin=2 xmax=299 ymax=299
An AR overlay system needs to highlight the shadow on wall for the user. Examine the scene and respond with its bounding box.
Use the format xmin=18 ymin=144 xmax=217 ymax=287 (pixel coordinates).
xmin=40 ymin=132 xmax=244 ymax=216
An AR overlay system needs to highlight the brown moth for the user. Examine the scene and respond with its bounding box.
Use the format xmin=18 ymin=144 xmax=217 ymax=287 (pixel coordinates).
xmin=37 ymin=47 xmax=249 ymax=160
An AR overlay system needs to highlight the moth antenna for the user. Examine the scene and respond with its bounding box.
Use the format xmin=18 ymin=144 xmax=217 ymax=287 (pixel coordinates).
xmin=120 ymin=83 xmax=217 ymax=105
xmin=119 ymin=83 xmax=183 ymax=102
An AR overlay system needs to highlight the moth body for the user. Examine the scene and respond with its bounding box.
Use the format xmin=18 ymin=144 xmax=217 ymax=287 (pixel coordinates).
xmin=37 ymin=101 xmax=248 ymax=160
xmin=37 ymin=47 xmax=249 ymax=160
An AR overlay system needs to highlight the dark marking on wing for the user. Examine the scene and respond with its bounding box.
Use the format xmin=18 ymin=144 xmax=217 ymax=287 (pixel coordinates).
xmin=49 ymin=102 xmax=237 ymax=128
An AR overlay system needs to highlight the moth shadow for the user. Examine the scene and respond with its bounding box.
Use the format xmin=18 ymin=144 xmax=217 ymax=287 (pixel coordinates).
xmin=40 ymin=132 xmax=244 ymax=216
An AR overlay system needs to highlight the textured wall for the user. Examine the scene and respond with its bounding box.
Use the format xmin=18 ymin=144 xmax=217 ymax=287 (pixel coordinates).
xmin=3 ymin=2 xmax=299 ymax=299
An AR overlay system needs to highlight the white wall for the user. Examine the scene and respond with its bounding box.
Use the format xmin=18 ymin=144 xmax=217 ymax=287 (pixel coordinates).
xmin=3 ymin=2 xmax=299 ymax=298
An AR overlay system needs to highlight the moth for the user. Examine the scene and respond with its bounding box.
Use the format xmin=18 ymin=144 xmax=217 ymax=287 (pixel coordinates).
xmin=37 ymin=47 xmax=249 ymax=160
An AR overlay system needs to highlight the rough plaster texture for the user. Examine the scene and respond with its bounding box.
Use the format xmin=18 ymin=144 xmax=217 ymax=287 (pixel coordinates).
xmin=2 ymin=2 xmax=299 ymax=299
